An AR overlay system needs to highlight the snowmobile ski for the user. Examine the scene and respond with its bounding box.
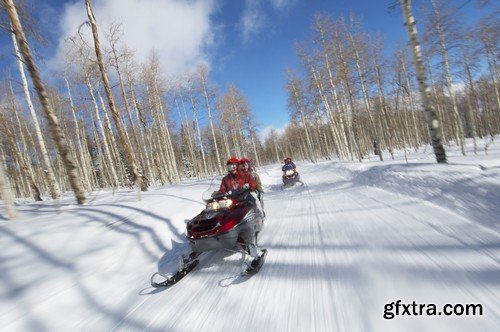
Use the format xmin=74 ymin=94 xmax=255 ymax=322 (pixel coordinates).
xmin=243 ymin=249 xmax=268 ymax=276
xmin=150 ymin=259 xmax=199 ymax=288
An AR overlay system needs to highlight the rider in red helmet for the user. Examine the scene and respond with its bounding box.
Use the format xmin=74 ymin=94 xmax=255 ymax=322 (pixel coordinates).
xmin=218 ymin=157 xmax=258 ymax=193
xmin=238 ymin=158 xmax=263 ymax=192
xmin=238 ymin=157 xmax=265 ymax=218
xmin=281 ymin=156 xmax=303 ymax=186
xmin=282 ymin=157 xmax=296 ymax=172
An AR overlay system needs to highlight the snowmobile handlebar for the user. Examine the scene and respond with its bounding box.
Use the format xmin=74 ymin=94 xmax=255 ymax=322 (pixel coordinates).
xmin=210 ymin=188 xmax=253 ymax=201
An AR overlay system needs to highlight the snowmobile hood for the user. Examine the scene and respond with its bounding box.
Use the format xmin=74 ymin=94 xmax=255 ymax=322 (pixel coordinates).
xmin=186 ymin=204 xmax=252 ymax=238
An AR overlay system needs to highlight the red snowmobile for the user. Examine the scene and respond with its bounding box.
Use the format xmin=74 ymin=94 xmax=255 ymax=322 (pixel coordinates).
xmin=151 ymin=180 xmax=267 ymax=288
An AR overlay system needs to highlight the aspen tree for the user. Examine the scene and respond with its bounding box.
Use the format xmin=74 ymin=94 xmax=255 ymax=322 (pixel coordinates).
xmin=400 ymin=0 xmax=447 ymax=163
xmin=428 ymin=0 xmax=465 ymax=155
xmin=197 ymin=65 xmax=223 ymax=174
xmin=0 ymin=143 xmax=16 ymax=219
xmin=4 ymin=0 xmax=87 ymax=203
xmin=286 ymin=71 xmax=316 ymax=162
xmin=85 ymin=0 xmax=146 ymax=191
xmin=10 ymin=30 xmax=61 ymax=199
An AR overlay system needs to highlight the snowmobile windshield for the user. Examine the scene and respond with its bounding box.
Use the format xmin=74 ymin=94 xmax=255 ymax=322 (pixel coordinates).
xmin=202 ymin=176 xmax=224 ymax=202
xmin=205 ymin=197 xmax=233 ymax=211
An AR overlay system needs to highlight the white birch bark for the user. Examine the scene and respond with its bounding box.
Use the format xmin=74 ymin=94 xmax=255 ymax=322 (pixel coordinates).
xmin=430 ymin=0 xmax=465 ymax=155
xmin=400 ymin=0 xmax=447 ymax=163
xmin=198 ymin=67 xmax=223 ymax=173
xmin=11 ymin=31 xmax=61 ymax=199
xmin=4 ymin=0 xmax=87 ymax=203
xmin=188 ymin=85 xmax=208 ymax=175
xmin=64 ymin=76 xmax=93 ymax=191
xmin=0 ymin=144 xmax=16 ymax=219
xmin=85 ymin=0 xmax=144 ymax=193
xmin=86 ymin=76 xmax=120 ymax=187
xmin=288 ymin=75 xmax=315 ymax=162
xmin=314 ymin=18 xmax=351 ymax=159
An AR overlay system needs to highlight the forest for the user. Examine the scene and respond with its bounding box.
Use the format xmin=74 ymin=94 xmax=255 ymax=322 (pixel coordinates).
xmin=0 ymin=0 xmax=498 ymax=213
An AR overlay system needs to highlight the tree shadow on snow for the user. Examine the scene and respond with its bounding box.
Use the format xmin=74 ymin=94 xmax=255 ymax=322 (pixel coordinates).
xmin=90 ymin=203 xmax=185 ymax=240
xmin=74 ymin=208 xmax=172 ymax=262
xmin=126 ymin=193 xmax=204 ymax=205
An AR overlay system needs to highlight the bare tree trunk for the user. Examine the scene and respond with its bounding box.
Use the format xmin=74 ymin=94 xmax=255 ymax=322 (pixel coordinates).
xmin=248 ymin=124 xmax=261 ymax=167
xmin=85 ymin=0 xmax=145 ymax=192
xmin=0 ymin=144 xmax=16 ymax=219
xmin=108 ymin=39 xmax=142 ymax=167
xmin=230 ymin=128 xmax=241 ymax=157
xmin=175 ymin=93 xmax=199 ymax=178
xmin=430 ymin=0 xmax=465 ymax=155
xmin=236 ymin=118 xmax=248 ymax=156
xmin=335 ymin=31 xmax=363 ymax=161
xmin=64 ymin=76 xmax=93 ymax=191
xmin=4 ymin=0 xmax=87 ymax=203
xmin=375 ymin=63 xmax=395 ymax=160
xmin=146 ymin=84 xmax=170 ymax=183
xmin=1 ymin=118 xmax=43 ymax=201
xmin=347 ymin=30 xmax=383 ymax=161
xmin=288 ymin=75 xmax=315 ymax=162
xmin=221 ymin=130 xmax=231 ymax=159
xmin=97 ymin=87 xmax=123 ymax=179
xmin=198 ymin=67 xmax=223 ymax=173
xmin=130 ymin=80 xmax=155 ymax=183
xmin=343 ymin=78 xmax=363 ymax=161
xmin=188 ymin=87 xmax=208 ymax=176
xmin=401 ymin=58 xmax=420 ymax=149
xmin=153 ymin=84 xmax=180 ymax=181
xmin=78 ymin=120 xmax=97 ymax=189
xmin=11 ymin=31 xmax=61 ymax=199
xmin=91 ymin=122 xmax=109 ymax=188
xmin=273 ymin=133 xmax=281 ymax=163
xmin=400 ymin=0 xmax=447 ymax=163
xmin=482 ymin=41 xmax=500 ymax=120
xmin=11 ymin=150 xmax=28 ymax=198
xmin=427 ymin=60 xmax=447 ymax=141
xmin=228 ymin=90 xmax=246 ymax=157
xmin=10 ymin=82 xmax=34 ymax=177
xmin=86 ymin=76 xmax=120 ymax=187
xmin=316 ymin=22 xmax=351 ymax=159
xmin=309 ymin=63 xmax=345 ymax=159
xmin=464 ymin=57 xmax=478 ymax=153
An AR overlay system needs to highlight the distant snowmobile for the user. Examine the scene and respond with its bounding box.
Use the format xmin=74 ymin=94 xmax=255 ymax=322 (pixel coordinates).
xmin=281 ymin=167 xmax=304 ymax=189
xmin=151 ymin=179 xmax=267 ymax=288
xmin=281 ymin=157 xmax=304 ymax=189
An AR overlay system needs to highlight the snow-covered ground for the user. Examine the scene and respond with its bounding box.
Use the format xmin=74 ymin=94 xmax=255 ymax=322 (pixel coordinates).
xmin=1 ymin=139 xmax=499 ymax=331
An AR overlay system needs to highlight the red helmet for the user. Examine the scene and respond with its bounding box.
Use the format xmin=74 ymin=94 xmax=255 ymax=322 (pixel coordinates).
xmin=226 ymin=157 xmax=239 ymax=165
xmin=226 ymin=157 xmax=239 ymax=173
xmin=239 ymin=157 xmax=251 ymax=165
xmin=285 ymin=157 xmax=292 ymax=163
xmin=238 ymin=157 xmax=251 ymax=171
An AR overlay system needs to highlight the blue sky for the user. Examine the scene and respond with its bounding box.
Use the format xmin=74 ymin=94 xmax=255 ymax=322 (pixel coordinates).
xmin=2 ymin=0 xmax=492 ymax=137
xmin=209 ymin=0 xmax=409 ymax=135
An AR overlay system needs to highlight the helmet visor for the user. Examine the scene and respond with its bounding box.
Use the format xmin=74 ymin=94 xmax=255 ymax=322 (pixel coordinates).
xmin=227 ymin=163 xmax=237 ymax=172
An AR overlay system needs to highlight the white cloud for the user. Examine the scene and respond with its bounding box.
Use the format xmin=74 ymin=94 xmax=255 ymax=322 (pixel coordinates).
xmin=259 ymin=124 xmax=286 ymax=141
xmin=239 ymin=0 xmax=266 ymax=44
xmin=51 ymin=0 xmax=216 ymax=77
xmin=239 ymin=0 xmax=298 ymax=43
xmin=270 ymin=0 xmax=298 ymax=10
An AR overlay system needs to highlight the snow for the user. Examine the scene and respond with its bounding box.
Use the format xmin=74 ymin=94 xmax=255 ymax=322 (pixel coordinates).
xmin=1 ymin=139 xmax=499 ymax=331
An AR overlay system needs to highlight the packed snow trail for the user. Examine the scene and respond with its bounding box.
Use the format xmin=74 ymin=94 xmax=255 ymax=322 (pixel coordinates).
xmin=1 ymin=148 xmax=499 ymax=331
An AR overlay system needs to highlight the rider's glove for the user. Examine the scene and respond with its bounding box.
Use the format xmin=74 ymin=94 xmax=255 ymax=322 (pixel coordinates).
xmin=242 ymin=183 xmax=250 ymax=189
